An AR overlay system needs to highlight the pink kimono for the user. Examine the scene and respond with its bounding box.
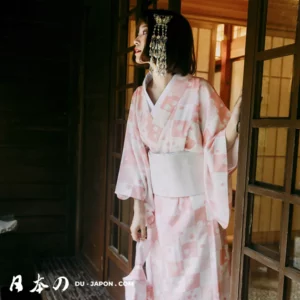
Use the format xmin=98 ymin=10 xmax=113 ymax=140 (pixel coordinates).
xmin=115 ymin=73 xmax=239 ymax=300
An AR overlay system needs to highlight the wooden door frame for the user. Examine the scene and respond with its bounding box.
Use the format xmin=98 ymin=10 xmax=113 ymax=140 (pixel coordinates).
xmin=105 ymin=0 xmax=130 ymax=278
xmin=105 ymin=0 xmax=159 ymax=292
xmin=230 ymin=0 xmax=262 ymax=297
xmin=75 ymin=6 xmax=88 ymax=256
xmin=231 ymin=0 xmax=300 ymax=299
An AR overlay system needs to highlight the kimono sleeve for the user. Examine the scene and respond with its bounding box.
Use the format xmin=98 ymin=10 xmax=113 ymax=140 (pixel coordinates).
xmin=115 ymin=88 xmax=149 ymax=201
xmin=199 ymin=79 xmax=239 ymax=229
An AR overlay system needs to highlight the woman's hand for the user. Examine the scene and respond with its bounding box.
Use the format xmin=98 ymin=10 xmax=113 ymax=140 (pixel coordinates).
xmin=130 ymin=199 xmax=147 ymax=242
xmin=225 ymin=91 xmax=242 ymax=149
xmin=231 ymin=91 xmax=242 ymax=126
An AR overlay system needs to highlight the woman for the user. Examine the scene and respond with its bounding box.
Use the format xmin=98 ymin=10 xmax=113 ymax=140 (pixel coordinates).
xmin=115 ymin=9 xmax=241 ymax=300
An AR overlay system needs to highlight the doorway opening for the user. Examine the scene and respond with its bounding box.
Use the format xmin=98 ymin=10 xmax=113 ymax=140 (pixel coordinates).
xmin=106 ymin=1 xmax=300 ymax=299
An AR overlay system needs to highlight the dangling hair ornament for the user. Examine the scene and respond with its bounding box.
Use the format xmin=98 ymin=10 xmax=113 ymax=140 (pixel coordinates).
xmin=149 ymin=14 xmax=173 ymax=76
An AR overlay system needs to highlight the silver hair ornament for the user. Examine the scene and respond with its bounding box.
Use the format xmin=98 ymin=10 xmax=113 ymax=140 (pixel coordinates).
xmin=149 ymin=14 xmax=173 ymax=76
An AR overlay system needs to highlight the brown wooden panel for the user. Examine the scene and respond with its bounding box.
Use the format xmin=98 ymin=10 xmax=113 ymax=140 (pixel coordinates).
xmin=230 ymin=0 xmax=262 ymax=298
xmin=0 ymin=60 xmax=70 ymax=81
xmin=0 ymin=113 xmax=68 ymax=129
xmin=0 ymin=232 xmax=67 ymax=255
xmin=0 ymin=184 xmax=66 ymax=199
xmin=179 ymin=0 xmax=248 ymax=23
xmin=0 ymin=199 xmax=64 ymax=216
xmin=106 ymin=258 xmax=126 ymax=300
xmin=80 ymin=0 xmax=112 ymax=284
xmin=1 ymin=22 xmax=70 ymax=53
xmin=0 ymin=0 xmax=81 ymax=273
xmin=265 ymin=0 xmax=299 ymax=34
xmin=0 ymin=147 xmax=68 ymax=167
xmin=0 ymin=166 xmax=67 ymax=183
xmin=13 ymin=216 xmax=65 ymax=233
xmin=252 ymin=119 xmax=300 ymax=128
xmin=0 ymin=130 xmax=68 ymax=147
xmin=0 ymin=22 xmax=70 ymax=51
xmin=0 ymin=83 xmax=68 ymax=112
xmin=0 ymin=0 xmax=73 ymax=24
xmin=220 ymin=24 xmax=232 ymax=108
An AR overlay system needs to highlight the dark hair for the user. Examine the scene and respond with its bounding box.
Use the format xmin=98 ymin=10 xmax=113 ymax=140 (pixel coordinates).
xmin=134 ymin=9 xmax=196 ymax=76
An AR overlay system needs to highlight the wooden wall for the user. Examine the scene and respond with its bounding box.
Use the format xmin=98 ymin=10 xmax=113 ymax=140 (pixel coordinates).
xmin=0 ymin=0 xmax=82 ymax=285
xmin=0 ymin=0 xmax=114 ymax=286
xmin=80 ymin=0 xmax=112 ymax=281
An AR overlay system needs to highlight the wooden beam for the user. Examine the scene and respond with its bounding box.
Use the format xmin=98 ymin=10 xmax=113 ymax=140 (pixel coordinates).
xmin=244 ymin=247 xmax=280 ymax=271
xmin=252 ymin=119 xmax=300 ymax=128
xmin=256 ymin=44 xmax=296 ymax=61
xmin=248 ymin=184 xmax=300 ymax=206
xmin=220 ymin=24 xmax=232 ymax=108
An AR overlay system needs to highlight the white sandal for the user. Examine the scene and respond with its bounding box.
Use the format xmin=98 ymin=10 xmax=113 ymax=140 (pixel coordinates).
xmin=0 ymin=218 xmax=17 ymax=234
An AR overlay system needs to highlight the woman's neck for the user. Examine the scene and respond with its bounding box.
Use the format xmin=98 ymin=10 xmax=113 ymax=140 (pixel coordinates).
xmin=150 ymin=72 xmax=173 ymax=91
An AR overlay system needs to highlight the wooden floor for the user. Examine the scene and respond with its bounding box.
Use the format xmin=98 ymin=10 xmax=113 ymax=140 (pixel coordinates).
xmin=34 ymin=257 xmax=113 ymax=300
xmin=0 ymin=286 xmax=43 ymax=300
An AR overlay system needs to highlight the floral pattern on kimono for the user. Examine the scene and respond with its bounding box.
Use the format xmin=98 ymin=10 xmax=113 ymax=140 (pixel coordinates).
xmin=115 ymin=73 xmax=239 ymax=300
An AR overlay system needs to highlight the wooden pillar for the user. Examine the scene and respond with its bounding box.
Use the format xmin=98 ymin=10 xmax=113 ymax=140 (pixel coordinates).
xmin=220 ymin=24 xmax=232 ymax=109
xmin=168 ymin=0 xmax=181 ymax=13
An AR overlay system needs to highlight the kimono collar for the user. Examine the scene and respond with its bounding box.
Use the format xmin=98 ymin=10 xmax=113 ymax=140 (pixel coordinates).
xmin=142 ymin=72 xmax=178 ymax=112
xmin=140 ymin=72 xmax=190 ymax=128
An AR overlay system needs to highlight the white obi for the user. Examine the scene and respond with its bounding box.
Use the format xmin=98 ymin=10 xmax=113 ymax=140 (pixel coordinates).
xmin=148 ymin=151 xmax=204 ymax=197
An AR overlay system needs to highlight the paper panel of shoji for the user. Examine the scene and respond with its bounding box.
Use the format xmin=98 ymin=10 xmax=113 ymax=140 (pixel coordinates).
xmin=251 ymin=194 xmax=283 ymax=256
xmin=214 ymin=71 xmax=221 ymax=95
xmin=232 ymin=26 xmax=247 ymax=39
xmin=230 ymin=59 xmax=244 ymax=110
xmin=255 ymin=128 xmax=287 ymax=187
xmin=192 ymin=27 xmax=211 ymax=80
xmin=261 ymin=36 xmax=293 ymax=118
